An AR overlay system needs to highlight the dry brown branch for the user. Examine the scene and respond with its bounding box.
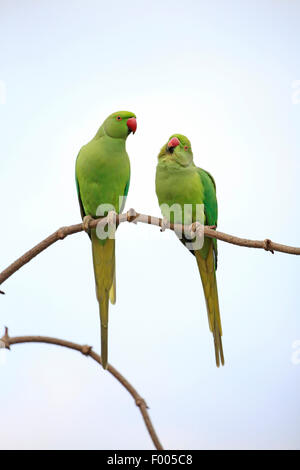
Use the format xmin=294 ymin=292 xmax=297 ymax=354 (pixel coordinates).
xmin=0 ymin=208 xmax=299 ymax=293
xmin=0 ymin=327 xmax=163 ymax=450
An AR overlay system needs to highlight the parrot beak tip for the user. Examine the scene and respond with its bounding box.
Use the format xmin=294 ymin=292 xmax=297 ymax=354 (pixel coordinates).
xmin=127 ymin=117 xmax=137 ymax=135
xmin=167 ymin=137 xmax=180 ymax=152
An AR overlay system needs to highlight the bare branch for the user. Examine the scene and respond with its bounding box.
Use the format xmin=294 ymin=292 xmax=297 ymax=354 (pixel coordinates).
xmin=0 ymin=209 xmax=299 ymax=291
xmin=0 ymin=327 xmax=163 ymax=450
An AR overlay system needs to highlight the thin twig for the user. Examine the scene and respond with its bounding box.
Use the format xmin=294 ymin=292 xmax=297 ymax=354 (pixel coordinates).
xmin=0 ymin=327 xmax=163 ymax=450
xmin=0 ymin=208 xmax=299 ymax=292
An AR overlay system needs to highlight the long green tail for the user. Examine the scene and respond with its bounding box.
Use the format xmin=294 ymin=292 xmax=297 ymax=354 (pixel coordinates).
xmin=91 ymin=230 xmax=115 ymax=369
xmin=195 ymin=240 xmax=224 ymax=367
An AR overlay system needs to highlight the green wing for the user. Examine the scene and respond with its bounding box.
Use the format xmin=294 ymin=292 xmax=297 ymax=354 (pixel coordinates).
xmin=197 ymin=167 xmax=218 ymax=269
xmin=75 ymin=169 xmax=130 ymax=219
xmin=75 ymin=172 xmax=86 ymax=220
xmin=119 ymin=177 xmax=130 ymax=213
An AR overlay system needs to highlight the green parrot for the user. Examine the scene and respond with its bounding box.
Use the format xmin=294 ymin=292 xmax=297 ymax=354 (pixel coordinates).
xmin=75 ymin=111 xmax=137 ymax=369
xmin=155 ymin=134 xmax=224 ymax=367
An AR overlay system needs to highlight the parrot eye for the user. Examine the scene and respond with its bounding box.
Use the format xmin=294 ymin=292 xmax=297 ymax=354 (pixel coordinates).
xmin=184 ymin=145 xmax=188 ymax=151
xmin=116 ymin=116 xmax=122 ymax=121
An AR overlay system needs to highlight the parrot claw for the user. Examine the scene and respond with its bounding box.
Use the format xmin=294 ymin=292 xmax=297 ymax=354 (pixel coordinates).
xmin=190 ymin=221 xmax=204 ymax=237
xmin=82 ymin=215 xmax=93 ymax=233
xmin=188 ymin=222 xmax=205 ymax=250
xmin=160 ymin=217 xmax=170 ymax=232
xmin=105 ymin=211 xmax=118 ymax=238
xmin=107 ymin=210 xmax=117 ymax=228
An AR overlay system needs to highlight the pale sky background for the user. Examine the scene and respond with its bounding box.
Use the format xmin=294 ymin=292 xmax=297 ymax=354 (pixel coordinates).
xmin=0 ymin=0 xmax=299 ymax=450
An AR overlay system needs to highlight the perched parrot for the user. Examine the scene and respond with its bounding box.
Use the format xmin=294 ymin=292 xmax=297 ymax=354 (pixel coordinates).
xmin=155 ymin=134 xmax=224 ymax=367
xmin=75 ymin=111 xmax=137 ymax=369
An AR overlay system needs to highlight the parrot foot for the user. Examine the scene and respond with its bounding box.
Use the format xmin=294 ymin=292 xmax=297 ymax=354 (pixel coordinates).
xmin=82 ymin=215 xmax=93 ymax=233
xmin=188 ymin=222 xmax=205 ymax=249
xmin=160 ymin=217 xmax=170 ymax=232
xmin=106 ymin=210 xmax=117 ymax=228
xmin=105 ymin=210 xmax=118 ymax=238
xmin=190 ymin=221 xmax=204 ymax=237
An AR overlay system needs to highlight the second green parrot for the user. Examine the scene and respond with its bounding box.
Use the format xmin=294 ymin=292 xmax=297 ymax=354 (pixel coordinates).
xmin=155 ymin=134 xmax=224 ymax=367
xmin=75 ymin=110 xmax=137 ymax=369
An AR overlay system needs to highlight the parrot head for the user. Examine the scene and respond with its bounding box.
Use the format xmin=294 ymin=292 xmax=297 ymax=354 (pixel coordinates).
xmin=158 ymin=134 xmax=193 ymax=167
xmin=103 ymin=111 xmax=137 ymax=139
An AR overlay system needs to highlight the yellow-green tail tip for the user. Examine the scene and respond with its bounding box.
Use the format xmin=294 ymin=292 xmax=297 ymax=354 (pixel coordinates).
xmin=101 ymin=324 xmax=108 ymax=370
xmin=213 ymin=330 xmax=225 ymax=368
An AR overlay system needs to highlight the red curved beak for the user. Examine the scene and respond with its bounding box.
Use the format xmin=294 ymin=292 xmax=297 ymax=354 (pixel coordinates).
xmin=168 ymin=137 xmax=180 ymax=149
xmin=127 ymin=117 xmax=137 ymax=134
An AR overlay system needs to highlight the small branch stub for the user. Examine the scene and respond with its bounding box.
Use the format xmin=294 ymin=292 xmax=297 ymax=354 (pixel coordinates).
xmin=263 ymin=238 xmax=275 ymax=254
xmin=57 ymin=228 xmax=67 ymax=240
xmin=135 ymin=397 xmax=149 ymax=409
xmin=126 ymin=208 xmax=138 ymax=223
xmin=1 ymin=326 xmax=10 ymax=350
xmin=81 ymin=345 xmax=92 ymax=356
